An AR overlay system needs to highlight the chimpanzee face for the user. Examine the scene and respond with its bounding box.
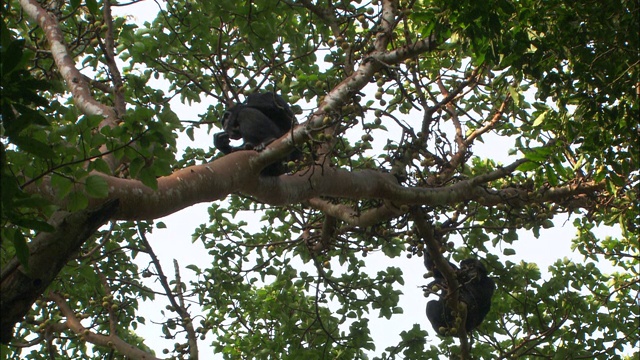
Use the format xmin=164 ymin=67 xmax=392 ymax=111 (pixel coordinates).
xmin=221 ymin=108 xmax=242 ymax=140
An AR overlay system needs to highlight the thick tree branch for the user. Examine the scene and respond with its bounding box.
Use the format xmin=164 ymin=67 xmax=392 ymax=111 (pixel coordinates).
xmin=0 ymin=200 xmax=119 ymax=344
xmin=306 ymin=198 xmax=404 ymax=227
xmin=24 ymin=152 xmax=606 ymax=221
xmin=18 ymin=0 xmax=117 ymax=126
xmin=18 ymin=0 xmax=120 ymax=171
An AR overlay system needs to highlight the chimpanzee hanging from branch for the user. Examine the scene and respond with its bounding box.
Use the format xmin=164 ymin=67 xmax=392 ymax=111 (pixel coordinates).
xmin=411 ymin=208 xmax=496 ymax=338
xmin=423 ymin=253 xmax=495 ymax=337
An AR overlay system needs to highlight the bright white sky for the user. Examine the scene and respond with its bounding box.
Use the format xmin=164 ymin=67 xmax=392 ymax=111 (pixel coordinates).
xmin=109 ymin=3 xmax=622 ymax=358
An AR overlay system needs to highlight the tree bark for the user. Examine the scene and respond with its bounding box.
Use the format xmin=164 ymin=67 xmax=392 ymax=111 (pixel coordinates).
xmin=0 ymin=200 xmax=119 ymax=344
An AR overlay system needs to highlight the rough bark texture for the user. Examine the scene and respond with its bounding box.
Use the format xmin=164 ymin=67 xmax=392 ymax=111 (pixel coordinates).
xmin=0 ymin=200 xmax=119 ymax=344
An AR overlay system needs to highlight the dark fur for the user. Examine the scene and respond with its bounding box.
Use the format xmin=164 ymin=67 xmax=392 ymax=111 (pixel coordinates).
xmin=245 ymin=92 xmax=296 ymax=134
xmin=214 ymin=106 xmax=283 ymax=153
xmin=424 ymin=255 xmax=495 ymax=336
xmin=213 ymin=92 xmax=299 ymax=176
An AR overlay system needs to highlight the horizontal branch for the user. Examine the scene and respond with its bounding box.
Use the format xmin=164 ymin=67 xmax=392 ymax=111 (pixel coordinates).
xmin=25 ymin=151 xmax=605 ymax=221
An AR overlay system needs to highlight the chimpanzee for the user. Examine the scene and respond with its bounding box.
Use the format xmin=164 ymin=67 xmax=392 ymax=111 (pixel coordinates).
xmin=424 ymin=254 xmax=495 ymax=337
xmin=423 ymin=250 xmax=458 ymax=286
xmin=244 ymin=92 xmax=296 ymax=134
xmin=213 ymin=92 xmax=298 ymax=175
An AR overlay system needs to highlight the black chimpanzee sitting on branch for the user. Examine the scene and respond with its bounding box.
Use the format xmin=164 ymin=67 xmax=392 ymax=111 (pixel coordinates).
xmin=423 ymin=253 xmax=495 ymax=337
xmin=213 ymin=92 xmax=300 ymax=176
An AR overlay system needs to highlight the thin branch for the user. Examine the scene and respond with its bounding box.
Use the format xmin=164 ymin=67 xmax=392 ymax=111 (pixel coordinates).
xmin=411 ymin=209 xmax=471 ymax=358
xmin=136 ymin=224 xmax=198 ymax=356
xmin=48 ymin=292 xmax=159 ymax=360
xmin=173 ymin=259 xmax=199 ymax=359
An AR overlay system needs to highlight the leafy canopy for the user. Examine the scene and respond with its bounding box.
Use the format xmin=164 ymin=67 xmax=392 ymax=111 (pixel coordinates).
xmin=1 ymin=0 xmax=638 ymax=359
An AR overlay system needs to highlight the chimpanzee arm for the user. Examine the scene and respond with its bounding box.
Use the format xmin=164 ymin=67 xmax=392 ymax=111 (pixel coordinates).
xmin=213 ymin=132 xmax=233 ymax=154
xmin=423 ymin=251 xmax=458 ymax=288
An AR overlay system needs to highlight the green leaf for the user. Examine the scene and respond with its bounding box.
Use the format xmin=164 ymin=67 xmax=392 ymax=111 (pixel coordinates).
xmin=14 ymin=105 xmax=49 ymax=127
xmin=532 ymin=110 xmax=548 ymax=127
xmin=67 ymin=191 xmax=88 ymax=211
xmin=129 ymin=157 xmax=145 ymax=178
xmin=139 ymin=168 xmax=158 ymax=190
xmin=503 ymin=248 xmax=516 ymax=256
xmin=532 ymin=226 xmax=541 ymax=238
xmin=608 ymin=173 xmax=626 ymax=187
xmin=508 ymin=86 xmax=520 ymax=106
xmin=51 ymin=173 xmax=74 ymax=198
xmin=516 ymin=161 xmax=540 ymax=172
xmin=87 ymin=114 xmax=106 ymax=129
xmin=185 ymin=264 xmax=200 ymax=273
xmin=12 ymin=218 xmax=55 ymax=232
xmin=551 ymin=157 xmax=568 ymax=179
xmin=524 ymin=146 xmax=552 ymax=162
xmin=12 ymin=230 xmax=30 ymax=270
xmin=85 ymin=175 xmax=109 ymax=198
xmin=159 ymin=108 xmax=180 ymax=125
xmin=11 ymin=136 xmax=55 ymax=159
xmin=85 ymin=0 xmax=98 ymax=14
xmin=504 ymin=229 xmax=518 ymax=242
xmin=91 ymin=158 xmax=112 ymax=174
xmin=546 ymin=165 xmax=558 ymax=186
xmin=1 ymin=39 xmax=25 ymax=75
xmin=13 ymin=195 xmax=51 ymax=209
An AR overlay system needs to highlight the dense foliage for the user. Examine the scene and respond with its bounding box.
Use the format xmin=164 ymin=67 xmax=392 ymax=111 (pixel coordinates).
xmin=1 ymin=0 xmax=638 ymax=359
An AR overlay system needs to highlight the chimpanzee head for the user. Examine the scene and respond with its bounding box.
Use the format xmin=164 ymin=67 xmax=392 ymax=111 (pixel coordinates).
xmin=459 ymin=259 xmax=488 ymax=280
xmin=220 ymin=106 xmax=243 ymax=140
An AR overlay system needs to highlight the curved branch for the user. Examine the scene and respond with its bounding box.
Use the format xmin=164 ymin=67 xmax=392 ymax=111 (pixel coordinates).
xmin=18 ymin=0 xmax=117 ymax=125
xmin=49 ymin=293 xmax=159 ymax=360
xmin=137 ymin=226 xmax=198 ymax=356
xmin=19 ymin=0 xmax=121 ymax=171
xmin=306 ymin=198 xmax=404 ymax=227
xmin=0 ymin=200 xmax=119 ymax=344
